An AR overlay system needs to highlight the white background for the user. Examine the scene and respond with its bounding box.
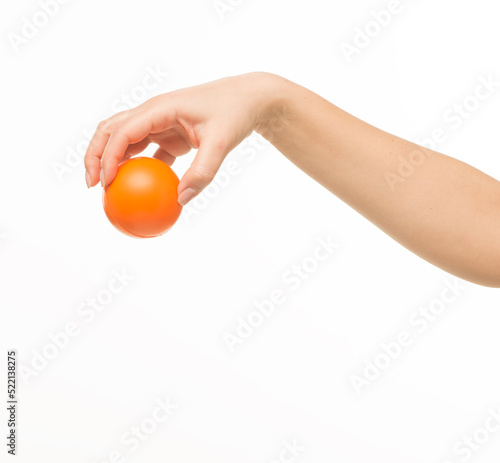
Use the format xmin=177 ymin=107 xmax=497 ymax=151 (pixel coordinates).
xmin=2 ymin=0 xmax=500 ymax=461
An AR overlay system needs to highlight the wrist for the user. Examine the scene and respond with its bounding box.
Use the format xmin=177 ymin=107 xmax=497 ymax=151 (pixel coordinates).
xmin=249 ymin=72 xmax=293 ymax=142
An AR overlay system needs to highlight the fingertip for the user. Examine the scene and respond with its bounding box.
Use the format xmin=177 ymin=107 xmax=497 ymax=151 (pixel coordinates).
xmin=84 ymin=157 xmax=101 ymax=187
xmin=101 ymin=166 xmax=118 ymax=188
xmin=84 ymin=166 xmax=98 ymax=188
xmin=178 ymin=187 xmax=198 ymax=206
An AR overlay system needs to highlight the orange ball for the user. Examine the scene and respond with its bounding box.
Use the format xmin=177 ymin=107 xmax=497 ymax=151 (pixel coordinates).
xmin=102 ymin=157 xmax=182 ymax=238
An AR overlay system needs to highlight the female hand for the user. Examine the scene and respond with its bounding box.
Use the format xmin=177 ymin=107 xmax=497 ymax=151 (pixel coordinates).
xmin=84 ymin=72 xmax=279 ymax=205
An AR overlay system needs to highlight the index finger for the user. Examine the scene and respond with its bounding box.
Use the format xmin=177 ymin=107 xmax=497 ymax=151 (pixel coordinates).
xmin=84 ymin=111 xmax=129 ymax=187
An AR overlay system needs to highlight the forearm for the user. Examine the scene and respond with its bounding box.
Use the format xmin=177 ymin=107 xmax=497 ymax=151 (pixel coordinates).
xmin=257 ymin=74 xmax=500 ymax=287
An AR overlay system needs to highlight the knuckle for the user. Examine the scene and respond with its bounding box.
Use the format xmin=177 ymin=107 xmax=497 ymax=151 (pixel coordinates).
xmin=97 ymin=118 xmax=113 ymax=133
xmin=146 ymin=94 xmax=163 ymax=104
xmin=112 ymin=126 xmax=132 ymax=144
xmin=146 ymin=93 xmax=170 ymax=108
xmin=193 ymin=166 xmax=215 ymax=185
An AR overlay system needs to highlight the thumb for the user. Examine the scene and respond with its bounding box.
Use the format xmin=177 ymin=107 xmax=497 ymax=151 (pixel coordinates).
xmin=177 ymin=137 xmax=228 ymax=206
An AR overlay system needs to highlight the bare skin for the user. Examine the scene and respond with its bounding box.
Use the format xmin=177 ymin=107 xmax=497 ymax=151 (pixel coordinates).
xmin=84 ymin=72 xmax=500 ymax=287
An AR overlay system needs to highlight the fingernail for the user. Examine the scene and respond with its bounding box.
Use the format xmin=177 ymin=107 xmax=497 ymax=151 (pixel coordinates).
xmin=178 ymin=187 xmax=198 ymax=206
xmin=100 ymin=170 xmax=105 ymax=187
xmin=85 ymin=171 xmax=91 ymax=188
